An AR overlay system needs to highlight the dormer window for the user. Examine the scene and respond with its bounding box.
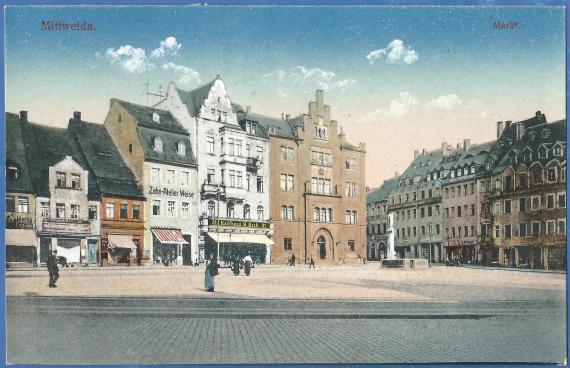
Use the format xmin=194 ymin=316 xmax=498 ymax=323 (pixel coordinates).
xmin=154 ymin=137 xmax=163 ymax=153
xmin=246 ymin=122 xmax=256 ymax=135
xmin=56 ymin=172 xmax=66 ymax=188
xmin=542 ymin=129 xmax=551 ymax=138
xmin=7 ymin=165 xmax=19 ymax=179
xmin=152 ymin=112 xmax=160 ymax=123
xmin=553 ymin=147 xmax=563 ymax=157
xmin=71 ymin=174 xmax=81 ymax=189
xmin=177 ymin=142 xmax=186 ymax=156
xmin=529 ymin=131 xmax=537 ymax=140
xmin=538 ymin=148 xmax=548 ymax=159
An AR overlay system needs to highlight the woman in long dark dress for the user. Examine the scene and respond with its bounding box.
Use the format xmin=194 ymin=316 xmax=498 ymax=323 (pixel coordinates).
xmin=204 ymin=258 xmax=219 ymax=292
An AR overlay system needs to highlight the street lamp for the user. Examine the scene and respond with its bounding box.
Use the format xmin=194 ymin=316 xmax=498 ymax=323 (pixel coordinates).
xmin=427 ymin=222 xmax=433 ymax=268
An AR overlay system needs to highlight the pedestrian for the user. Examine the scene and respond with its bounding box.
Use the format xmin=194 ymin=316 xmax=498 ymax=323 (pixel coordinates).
xmin=204 ymin=257 xmax=219 ymax=292
xmin=290 ymin=253 xmax=296 ymax=266
xmin=232 ymin=257 xmax=240 ymax=276
xmin=363 ymin=257 xmax=367 ymax=265
xmin=244 ymin=254 xmax=253 ymax=276
xmin=47 ymin=250 xmax=59 ymax=288
xmin=309 ymin=256 xmax=315 ymax=269
xmin=136 ymin=244 xmax=142 ymax=266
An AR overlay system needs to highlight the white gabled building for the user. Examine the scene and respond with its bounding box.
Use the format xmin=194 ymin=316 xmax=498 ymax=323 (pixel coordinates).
xmin=166 ymin=76 xmax=273 ymax=264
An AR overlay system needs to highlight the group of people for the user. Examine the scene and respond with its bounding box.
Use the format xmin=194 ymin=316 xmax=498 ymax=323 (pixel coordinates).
xmin=288 ymin=253 xmax=316 ymax=269
xmin=204 ymin=254 xmax=254 ymax=292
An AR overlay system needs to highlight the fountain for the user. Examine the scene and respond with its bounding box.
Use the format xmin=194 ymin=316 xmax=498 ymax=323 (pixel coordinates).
xmin=381 ymin=213 xmax=429 ymax=269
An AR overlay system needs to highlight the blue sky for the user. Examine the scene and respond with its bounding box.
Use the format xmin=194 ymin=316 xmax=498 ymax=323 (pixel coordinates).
xmin=5 ymin=6 xmax=566 ymax=186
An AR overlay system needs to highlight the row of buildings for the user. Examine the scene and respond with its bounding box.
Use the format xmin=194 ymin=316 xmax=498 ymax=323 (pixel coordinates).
xmin=6 ymin=77 xmax=366 ymax=267
xmin=366 ymin=112 xmax=566 ymax=270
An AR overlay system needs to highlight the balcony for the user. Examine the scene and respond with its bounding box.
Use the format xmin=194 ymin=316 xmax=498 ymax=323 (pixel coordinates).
xmin=219 ymin=154 xmax=246 ymax=166
xmin=225 ymin=186 xmax=247 ymax=200
xmin=246 ymin=157 xmax=260 ymax=173
xmin=201 ymin=182 xmax=225 ymax=198
xmin=41 ymin=218 xmax=90 ymax=234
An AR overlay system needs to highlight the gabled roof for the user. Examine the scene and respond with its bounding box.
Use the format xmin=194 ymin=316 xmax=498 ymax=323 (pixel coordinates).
xmin=68 ymin=119 xmax=144 ymax=199
xmin=176 ymin=79 xmax=216 ymax=117
xmin=5 ymin=113 xmax=35 ymax=193
xmin=113 ymin=99 xmax=188 ymax=135
xmin=366 ymin=177 xmax=399 ymax=204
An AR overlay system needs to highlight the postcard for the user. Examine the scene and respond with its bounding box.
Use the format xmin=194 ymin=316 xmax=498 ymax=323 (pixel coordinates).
xmin=3 ymin=3 xmax=566 ymax=365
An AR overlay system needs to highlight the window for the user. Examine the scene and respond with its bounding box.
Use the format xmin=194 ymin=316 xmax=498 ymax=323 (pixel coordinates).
xmin=256 ymin=146 xmax=264 ymax=161
xmin=257 ymin=205 xmax=264 ymax=220
xmin=56 ymin=203 xmax=65 ymax=219
xmin=207 ymin=169 xmax=215 ymax=184
xmin=421 ymin=226 xmax=426 ymax=236
xmin=284 ymin=238 xmax=292 ymax=250
xmin=436 ymin=224 xmax=441 ymax=235
xmin=520 ymin=223 xmax=528 ymax=237
xmin=348 ymin=240 xmax=355 ymax=252
xmin=518 ymin=173 xmax=528 ymax=188
xmin=315 ymin=126 xmax=328 ymax=140
xmin=227 ymin=202 xmax=235 ymax=218
xmin=228 ymin=138 xmax=235 ymax=156
xmin=87 ymin=204 xmax=97 ymax=220
xmin=504 ymin=224 xmax=512 ymax=238
xmin=56 ymin=172 xmax=66 ymax=187
xmin=71 ymin=174 xmax=81 ymax=189
xmin=106 ymin=202 xmax=114 ymax=218
xmin=558 ymin=193 xmax=566 ymax=208
xmin=445 ymin=208 xmax=449 ymax=218
xmin=180 ymin=171 xmax=190 ymax=186
xmin=6 ymin=195 xmax=15 ymax=212
xmin=504 ymin=175 xmax=513 ymax=191
xmin=166 ymin=170 xmax=175 ymax=185
xmin=207 ymin=137 xmax=215 ymax=154
xmin=243 ymin=204 xmax=251 ymax=219
xmin=327 ymin=208 xmax=333 ymax=222
xmin=553 ymin=147 xmax=563 ymax=156
xmin=177 ymin=142 xmax=186 ymax=156
xmin=504 ymin=200 xmax=512 ymax=214
xmin=235 ymin=140 xmax=243 ymax=156
xmin=547 ymin=168 xmax=557 ymax=182
xmin=120 ymin=203 xmax=128 ymax=219
xmin=546 ymin=194 xmax=555 ymax=209
xmin=546 ymin=220 xmax=555 ymax=235
xmin=152 ymin=168 xmax=161 ymax=184
xmin=413 ymin=209 xmax=416 ymax=219
xmin=281 ymin=206 xmax=287 ymax=220
xmin=246 ymin=174 xmax=251 ymax=191
xmin=154 ymin=137 xmax=163 ymax=153
xmin=346 ymin=182 xmax=357 ymax=197
xmin=531 ymin=221 xmax=540 ymax=236
xmin=257 ymin=176 xmax=264 ymax=192
xmin=152 ymin=200 xmax=161 ymax=216
xmin=531 ymin=196 xmax=541 ymax=211
xmin=280 ymin=174 xmax=295 ymax=191
xmin=558 ymin=219 xmax=566 ymax=235
xmin=132 ymin=204 xmax=140 ymax=220
xmin=538 ymin=148 xmax=548 ymax=159
xmin=281 ymin=146 xmax=294 ymax=162
xmin=494 ymin=225 xmax=500 ymax=238
xmin=70 ymin=204 xmax=79 ymax=220
xmin=246 ymin=122 xmax=256 ymax=135
xmin=237 ymin=171 xmax=243 ymax=188
xmin=7 ymin=165 xmax=19 ymax=179
xmin=562 ymin=167 xmax=566 ymax=182
xmin=128 ymin=144 xmax=133 ymax=153
xmin=519 ymin=198 xmax=527 ymax=213
xmin=208 ymin=201 xmax=216 ymax=217
xmin=345 ymin=158 xmax=357 ymax=170
xmin=444 ymin=188 xmax=449 ymax=198
xmin=532 ymin=168 xmax=543 ymax=184
xmin=420 ymin=208 xmax=425 ymax=218
xmin=16 ymin=197 xmax=29 ymax=213
xmin=167 ymin=201 xmax=176 ymax=217
xmin=470 ymin=204 xmax=475 ymax=216
xmin=457 ymin=206 xmax=462 ymax=217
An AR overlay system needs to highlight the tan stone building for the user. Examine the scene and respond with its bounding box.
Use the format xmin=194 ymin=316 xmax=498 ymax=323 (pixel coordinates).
xmin=238 ymin=90 xmax=366 ymax=264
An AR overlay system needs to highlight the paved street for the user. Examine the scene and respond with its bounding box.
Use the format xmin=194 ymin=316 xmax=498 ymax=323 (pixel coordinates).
xmin=6 ymin=265 xmax=567 ymax=364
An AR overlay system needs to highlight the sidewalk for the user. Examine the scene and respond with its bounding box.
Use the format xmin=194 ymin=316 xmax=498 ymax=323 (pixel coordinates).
xmin=461 ymin=263 xmax=566 ymax=274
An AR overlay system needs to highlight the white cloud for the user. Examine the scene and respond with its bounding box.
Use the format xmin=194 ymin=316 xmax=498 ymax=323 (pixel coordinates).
xmin=105 ymin=45 xmax=151 ymax=73
xmin=425 ymin=94 xmax=462 ymax=110
xmin=263 ymin=66 xmax=355 ymax=91
xmin=151 ymin=36 xmax=182 ymax=58
xmin=360 ymin=92 xmax=419 ymax=124
xmin=162 ymin=62 xmax=201 ymax=85
xmin=367 ymin=39 xmax=419 ymax=65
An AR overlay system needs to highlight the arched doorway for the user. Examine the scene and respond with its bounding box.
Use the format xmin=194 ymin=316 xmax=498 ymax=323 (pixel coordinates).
xmin=317 ymin=236 xmax=326 ymax=260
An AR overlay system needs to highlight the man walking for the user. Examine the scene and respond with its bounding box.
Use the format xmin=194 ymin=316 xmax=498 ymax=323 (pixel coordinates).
xmin=309 ymin=256 xmax=316 ymax=269
xmin=47 ymin=250 xmax=59 ymax=288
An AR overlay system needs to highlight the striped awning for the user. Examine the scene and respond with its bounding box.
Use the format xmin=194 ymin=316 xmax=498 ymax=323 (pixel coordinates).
xmin=108 ymin=234 xmax=137 ymax=250
xmin=151 ymin=228 xmax=188 ymax=245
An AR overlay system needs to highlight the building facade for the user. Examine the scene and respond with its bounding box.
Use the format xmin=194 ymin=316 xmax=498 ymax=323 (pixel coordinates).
xmin=244 ymin=90 xmax=367 ymax=265
xmin=105 ymin=99 xmax=199 ymax=265
xmin=166 ymin=77 xmax=272 ymax=264
xmin=366 ymin=176 xmax=398 ymax=261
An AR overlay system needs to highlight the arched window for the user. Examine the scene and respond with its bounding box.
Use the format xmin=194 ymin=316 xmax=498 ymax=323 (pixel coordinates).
xmin=208 ymin=200 xmax=216 ymax=217
xmin=327 ymin=208 xmax=333 ymax=223
xmin=288 ymin=206 xmax=294 ymax=220
xmin=227 ymin=202 xmax=235 ymax=218
xmin=281 ymin=205 xmax=287 ymax=220
xmin=317 ymin=235 xmax=326 ymax=259
xmin=320 ymin=207 xmax=326 ymax=222
xmin=345 ymin=210 xmax=351 ymax=224
xmin=257 ymin=205 xmax=264 ymax=220
xmin=314 ymin=207 xmax=320 ymax=221
xmin=243 ymin=204 xmax=251 ymax=219
xmin=154 ymin=137 xmax=163 ymax=153
xmin=177 ymin=142 xmax=186 ymax=156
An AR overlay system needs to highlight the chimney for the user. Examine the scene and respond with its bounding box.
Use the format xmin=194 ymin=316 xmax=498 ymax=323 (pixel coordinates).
xmin=515 ymin=123 xmax=525 ymax=140
xmin=422 ymin=148 xmax=427 ymax=155
xmin=395 ymin=171 xmax=399 ymax=178
xmin=366 ymin=186 xmax=370 ymax=192
xmin=414 ymin=150 xmax=419 ymax=159
xmin=505 ymin=120 xmax=512 ymax=129
xmin=19 ymin=111 xmax=28 ymax=123
xmin=316 ymin=90 xmax=324 ymax=106
xmin=73 ymin=111 xmax=81 ymax=121
xmin=286 ymin=114 xmax=291 ymax=121
xmin=246 ymin=106 xmax=251 ymax=114
xmin=463 ymin=139 xmax=471 ymax=151
xmin=536 ymin=111 xmax=542 ymax=117
xmin=497 ymin=121 xmax=504 ymax=138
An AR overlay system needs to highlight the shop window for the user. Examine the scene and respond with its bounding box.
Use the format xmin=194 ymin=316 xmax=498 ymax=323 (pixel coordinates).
xmin=348 ymin=240 xmax=355 ymax=252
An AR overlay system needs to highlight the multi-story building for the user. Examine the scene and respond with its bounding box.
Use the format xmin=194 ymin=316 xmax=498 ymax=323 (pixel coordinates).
xmin=165 ymin=77 xmax=272 ymax=264
xmin=388 ymin=147 xmax=445 ymax=262
xmin=5 ymin=112 xmax=37 ymax=266
xmin=488 ymin=118 xmax=566 ymax=270
xmin=105 ymin=99 xmax=199 ymax=265
xmin=68 ymin=116 xmax=146 ymax=265
xmin=366 ymin=176 xmax=398 ymax=260
xmin=241 ymin=90 xmax=367 ymax=265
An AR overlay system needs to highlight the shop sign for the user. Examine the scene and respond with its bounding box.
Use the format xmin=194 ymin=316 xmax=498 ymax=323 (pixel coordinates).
xmin=42 ymin=219 xmax=89 ymax=234
xmin=208 ymin=218 xmax=270 ymax=229
xmin=149 ymin=186 xmax=194 ymax=198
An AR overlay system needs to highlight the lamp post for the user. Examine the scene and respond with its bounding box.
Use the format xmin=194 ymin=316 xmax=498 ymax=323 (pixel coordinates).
xmin=216 ymin=186 xmax=222 ymax=261
xmin=427 ymin=222 xmax=433 ymax=268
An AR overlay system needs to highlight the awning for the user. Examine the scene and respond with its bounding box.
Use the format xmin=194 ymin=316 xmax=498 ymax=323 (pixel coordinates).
xmin=6 ymin=229 xmax=36 ymax=247
xmin=207 ymin=232 xmax=273 ymax=246
xmin=151 ymin=228 xmax=188 ymax=245
xmin=108 ymin=234 xmax=137 ymax=250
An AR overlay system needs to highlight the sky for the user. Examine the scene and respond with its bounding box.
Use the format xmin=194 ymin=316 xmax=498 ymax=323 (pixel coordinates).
xmin=4 ymin=5 xmax=566 ymax=187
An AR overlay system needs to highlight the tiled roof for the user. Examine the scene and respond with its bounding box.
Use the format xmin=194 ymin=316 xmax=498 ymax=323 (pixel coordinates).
xmin=68 ymin=119 xmax=144 ymax=199
xmin=137 ymin=126 xmax=197 ymax=167
xmin=113 ymin=99 xmax=187 ymax=135
xmin=237 ymin=110 xmax=296 ymax=139
xmin=176 ymin=79 xmax=216 ymax=117
xmin=5 ymin=113 xmax=35 ymax=193
xmin=366 ymin=177 xmax=399 ymax=204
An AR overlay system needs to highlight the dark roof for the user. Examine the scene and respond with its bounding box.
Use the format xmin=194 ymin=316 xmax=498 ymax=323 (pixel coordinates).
xmin=176 ymin=79 xmax=216 ymax=117
xmin=113 ymin=99 xmax=188 ymax=135
xmin=493 ymin=119 xmax=566 ymax=174
xmin=137 ymin=126 xmax=197 ymax=167
xmin=237 ymin=110 xmax=296 ymax=140
xmin=5 ymin=113 xmax=35 ymax=193
xmin=366 ymin=177 xmax=399 ymax=204
xmin=68 ymin=119 xmax=144 ymax=199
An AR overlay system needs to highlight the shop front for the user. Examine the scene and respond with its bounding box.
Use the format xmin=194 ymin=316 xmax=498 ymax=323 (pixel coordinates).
xmin=151 ymin=227 xmax=189 ymax=265
xmin=6 ymin=229 xmax=37 ymax=266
